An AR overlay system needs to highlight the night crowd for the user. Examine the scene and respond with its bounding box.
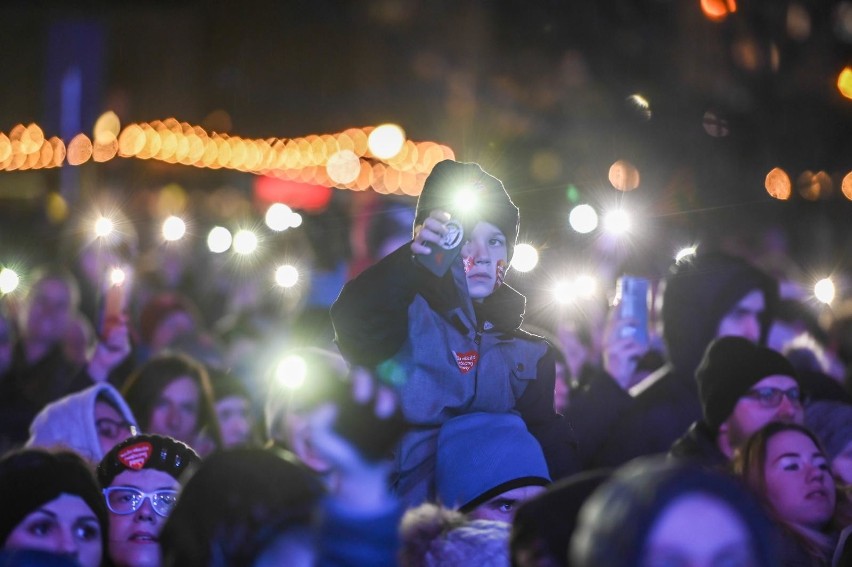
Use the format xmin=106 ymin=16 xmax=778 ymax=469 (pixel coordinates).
xmin=0 ymin=159 xmax=850 ymax=566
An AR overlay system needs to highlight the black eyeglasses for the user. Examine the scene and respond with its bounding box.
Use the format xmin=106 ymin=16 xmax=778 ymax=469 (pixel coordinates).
xmin=103 ymin=487 xmax=179 ymax=517
xmin=95 ymin=418 xmax=137 ymax=440
xmin=742 ymin=387 xmax=803 ymax=408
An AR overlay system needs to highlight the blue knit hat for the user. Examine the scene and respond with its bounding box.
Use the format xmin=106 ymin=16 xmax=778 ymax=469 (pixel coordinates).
xmin=436 ymin=412 xmax=550 ymax=512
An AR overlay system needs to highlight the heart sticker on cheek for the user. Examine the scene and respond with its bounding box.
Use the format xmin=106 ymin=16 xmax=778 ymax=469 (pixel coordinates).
xmin=494 ymin=260 xmax=507 ymax=290
xmin=118 ymin=442 xmax=152 ymax=470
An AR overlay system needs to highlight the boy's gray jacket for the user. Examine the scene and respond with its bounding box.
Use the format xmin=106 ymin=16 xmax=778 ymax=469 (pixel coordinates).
xmin=331 ymin=244 xmax=579 ymax=504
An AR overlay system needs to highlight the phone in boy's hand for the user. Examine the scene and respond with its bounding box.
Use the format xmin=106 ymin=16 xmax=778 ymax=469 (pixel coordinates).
xmin=415 ymin=218 xmax=465 ymax=277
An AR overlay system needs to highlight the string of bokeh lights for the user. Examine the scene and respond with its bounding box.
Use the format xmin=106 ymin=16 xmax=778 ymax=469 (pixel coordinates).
xmin=0 ymin=114 xmax=455 ymax=197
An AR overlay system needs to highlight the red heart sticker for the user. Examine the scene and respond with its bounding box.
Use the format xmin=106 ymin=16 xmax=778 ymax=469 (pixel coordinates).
xmin=453 ymin=350 xmax=479 ymax=374
xmin=118 ymin=442 xmax=153 ymax=470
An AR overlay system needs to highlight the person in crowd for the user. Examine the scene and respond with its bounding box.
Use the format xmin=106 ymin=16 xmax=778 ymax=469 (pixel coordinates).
xmin=399 ymin=503 xmax=512 ymax=567
xmin=97 ymin=434 xmax=200 ymax=567
xmin=569 ymin=249 xmax=778 ymax=468
xmin=159 ymin=446 xmax=323 ymax=567
xmin=265 ymin=347 xmax=355 ymax=483
xmin=27 ymin=382 xmax=138 ymax=464
xmin=331 ymin=159 xmax=578 ymax=505
xmin=208 ymin=366 xmax=259 ymax=449
xmin=509 ymin=469 xmax=611 ymax=567
xmin=435 ymin=412 xmax=550 ymax=523
xmin=136 ymin=293 xmax=201 ymax=363
xmin=121 ymin=353 xmax=221 ymax=455
xmin=570 ymin=457 xmax=779 ymax=567
xmin=0 ymin=449 xmax=108 ymax=567
xmin=161 ymin=364 xmax=404 ymax=567
xmin=0 ymin=266 xmax=132 ymax=448
xmin=669 ymin=336 xmax=804 ymax=468
xmin=806 ymin=400 xmax=852 ymax=486
xmin=733 ymin=422 xmax=852 ymax=566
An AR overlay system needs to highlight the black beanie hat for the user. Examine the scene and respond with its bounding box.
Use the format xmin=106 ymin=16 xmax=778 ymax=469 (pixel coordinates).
xmin=696 ymin=336 xmax=799 ymax=432
xmin=0 ymin=449 xmax=108 ymax=547
xmin=414 ymin=160 xmax=519 ymax=260
xmin=97 ymin=434 xmax=200 ymax=488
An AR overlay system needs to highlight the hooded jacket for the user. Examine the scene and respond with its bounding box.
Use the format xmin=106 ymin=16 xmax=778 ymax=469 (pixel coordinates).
xmin=26 ymin=382 xmax=137 ymax=464
xmin=570 ymin=251 xmax=778 ymax=468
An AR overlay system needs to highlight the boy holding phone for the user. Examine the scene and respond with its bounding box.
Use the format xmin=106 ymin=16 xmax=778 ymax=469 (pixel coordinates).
xmin=331 ymin=159 xmax=578 ymax=505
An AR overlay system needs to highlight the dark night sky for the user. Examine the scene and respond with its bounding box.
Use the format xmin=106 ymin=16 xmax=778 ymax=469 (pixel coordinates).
xmin=1 ymin=0 xmax=851 ymax=279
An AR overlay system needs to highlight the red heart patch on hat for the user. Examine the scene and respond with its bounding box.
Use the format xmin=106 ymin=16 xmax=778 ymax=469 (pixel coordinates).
xmin=118 ymin=442 xmax=153 ymax=470
xmin=453 ymin=350 xmax=479 ymax=374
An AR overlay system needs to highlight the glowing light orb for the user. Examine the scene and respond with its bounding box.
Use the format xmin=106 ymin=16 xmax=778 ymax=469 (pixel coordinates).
xmin=289 ymin=212 xmax=303 ymax=228
xmin=368 ymin=124 xmax=406 ymax=160
xmin=675 ymin=246 xmax=698 ymax=263
xmin=568 ymin=204 xmax=598 ymax=234
xmin=511 ymin=244 xmax=539 ymax=273
xmin=275 ymin=265 xmax=299 ymax=288
xmin=453 ymin=187 xmax=480 ymax=214
xmin=603 ymin=209 xmax=632 ymax=235
xmin=233 ymin=230 xmax=259 ymax=255
xmin=265 ymin=203 xmax=293 ymax=232
xmin=109 ymin=267 xmax=126 ymax=286
xmin=814 ymin=278 xmax=835 ymax=304
xmin=94 ymin=217 xmax=114 ymax=238
xmin=765 ymin=168 xmax=792 ymax=200
xmin=162 ymin=216 xmax=186 ymax=241
xmin=327 ymin=150 xmax=361 ymax=185
xmin=553 ymin=275 xmax=597 ymax=304
xmin=0 ymin=268 xmax=20 ymax=294
xmin=275 ymin=355 xmax=307 ymax=389
xmin=608 ymin=160 xmax=640 ymax=192
xmin=207 ymin=226 xmax=232 ymax=253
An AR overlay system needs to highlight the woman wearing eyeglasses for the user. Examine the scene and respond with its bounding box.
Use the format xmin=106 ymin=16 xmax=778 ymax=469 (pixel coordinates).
xmin=734 ymin=422 xmax=852 ymax=566
xmin=97 ymin=434 xmax=199 ymax=567
xmin=27 ymin=383 xmax=138 ymax=465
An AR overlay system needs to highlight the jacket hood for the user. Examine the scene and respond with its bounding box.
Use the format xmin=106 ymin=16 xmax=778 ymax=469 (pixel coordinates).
xmin=27 ymin=383 xmax=138 ymax=464
xmin=661 ymin=251 xmax=778 ymax=377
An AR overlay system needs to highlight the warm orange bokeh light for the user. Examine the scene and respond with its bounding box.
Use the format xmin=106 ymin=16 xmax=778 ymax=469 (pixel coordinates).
xmin=21 ymin=123 xmax=45 ymax=154
xmin=49 ymin=137 xmax=66 ymax=167
xmin=118 ymin=124 xmax=146 ymax=157
xmin=93 ymin=134 xmax=118 ymax=163
xmin=0 ymin=134 xmax=11 ymax=163
xmin=67 ymin=133 xmax=93 ymax=166
xmin=701 ymin=0 xmax=737 ymax=22
xmin=608 ymin=160 xmax=641 ymax=191
xmin=837 ymin=67 xmax=852 ymax=100
xmin=842 ymin=172 xmax=852 ymax=200
xmin=765 ymin=167 xmax=792 ymax=200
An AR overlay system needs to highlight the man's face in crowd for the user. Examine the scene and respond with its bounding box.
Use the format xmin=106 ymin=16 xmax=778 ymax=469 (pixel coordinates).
xmin=216 ymin=395 xmax=253 ymax=449
xmin=716 ymin=289 xmax=764 ymax=343
xmin=721 ymin=375 xmax=803 ymax=451
xmin=467 ymin=484 xmax=545 ymax=523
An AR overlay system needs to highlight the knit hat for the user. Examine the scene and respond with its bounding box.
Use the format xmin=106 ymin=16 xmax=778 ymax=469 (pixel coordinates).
xmin=436 ymin=412 xmax=550 ymax=512
xmin=0 ymin=449 xmax=108 ymax=547
xmin=26 ymin=383 xmax=138 ymax=464
xmin=414 ymin=160 xmax=519 ymax=260
xmin=805 ymin=400 xmax=852 ymax=461
xmin=97 ymin=434 xmax=200 ymax=488
xmin=696 ymin=336 xmax=799 ymax=432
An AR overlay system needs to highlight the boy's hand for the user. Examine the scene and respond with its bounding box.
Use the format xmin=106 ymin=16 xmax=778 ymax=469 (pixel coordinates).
xmin=411 ymin=209 xmax=451 ymax=255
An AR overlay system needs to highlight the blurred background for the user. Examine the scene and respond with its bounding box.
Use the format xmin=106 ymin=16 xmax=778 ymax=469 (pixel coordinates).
xmin=1 ymin=0 xmax=851 ymax=326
